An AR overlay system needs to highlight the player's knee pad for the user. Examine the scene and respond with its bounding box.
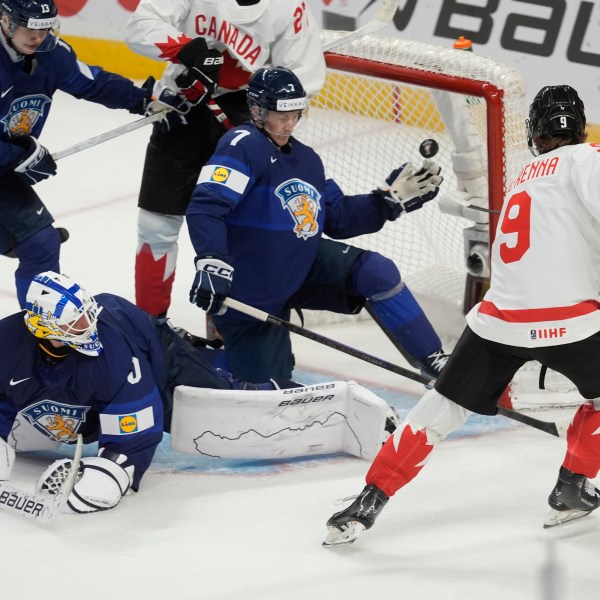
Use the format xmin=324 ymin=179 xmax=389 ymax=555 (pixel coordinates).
xmin=351 ymin=250 xmax=403 ymax=300
xmin=137 ymin=208 xmax=184 ymax=255
xmin=405 ymin=389 xmax=471 ymax=444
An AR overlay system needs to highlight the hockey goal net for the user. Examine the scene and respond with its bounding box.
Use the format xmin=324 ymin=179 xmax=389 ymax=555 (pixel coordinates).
xmin=295 ymin=31 xmax=582 ymax=411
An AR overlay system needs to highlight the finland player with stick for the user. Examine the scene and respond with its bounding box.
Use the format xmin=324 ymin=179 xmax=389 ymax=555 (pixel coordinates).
xmin=0 ymin=271 xmax=302 ymax=514
xmin=323 ymin=85 xmax=600 ymax=546
xmin=187 ymin=66 xmax=448 ymax=383
xmin=0 ymin=0 xmax=183 ymax=307
xmin=124 ymin=0 xmax=326 ymax=319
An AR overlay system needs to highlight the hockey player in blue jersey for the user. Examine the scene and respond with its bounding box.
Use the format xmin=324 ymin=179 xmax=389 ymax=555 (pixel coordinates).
xmin=0 ymin=0 xmax=181 ymax=307
xmin=187 ymin=66 xmax=449 ymax=383
xmin=0 ymin=271 xmax=292 ymax=513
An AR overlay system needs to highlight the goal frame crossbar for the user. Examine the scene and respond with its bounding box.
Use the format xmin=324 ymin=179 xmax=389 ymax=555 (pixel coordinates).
xmin=323 ymin=52 xmax=505 ymax=235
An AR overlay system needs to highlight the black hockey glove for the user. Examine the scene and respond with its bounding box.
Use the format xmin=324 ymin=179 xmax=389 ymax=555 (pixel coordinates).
xmin=375 ymin=160 xmax=443 ymax=218
xmin=175 ymin=37 xmax=223 ymax=106
xmin=10 ymin=136 xmax=57 ymax=185
xmin=190 ymin=254 xmax=234 ymax=316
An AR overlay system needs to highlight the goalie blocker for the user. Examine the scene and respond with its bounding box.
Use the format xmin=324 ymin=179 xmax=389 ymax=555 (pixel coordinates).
xmin=170 ymin=381 xmax=392 ymax=460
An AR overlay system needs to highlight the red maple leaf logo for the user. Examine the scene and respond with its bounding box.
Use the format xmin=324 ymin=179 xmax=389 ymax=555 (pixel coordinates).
xmin=155 ymin=34 xmax=194 ymax=62
xmin=365 ymin=424 xmax=433 ymax=496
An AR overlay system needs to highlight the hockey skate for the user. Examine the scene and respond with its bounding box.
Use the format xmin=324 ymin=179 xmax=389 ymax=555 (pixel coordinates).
xmin=417 ymin=349 xmax=449 ymax=384
xmin=323 ymin=484 xmax=389 ymax=546
xmin=544 ymin=466 xmax=600 ymax=529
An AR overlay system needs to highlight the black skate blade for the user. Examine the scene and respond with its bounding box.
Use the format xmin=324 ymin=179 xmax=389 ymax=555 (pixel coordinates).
xmin=322 ymin=522 xmax=365 ymax=547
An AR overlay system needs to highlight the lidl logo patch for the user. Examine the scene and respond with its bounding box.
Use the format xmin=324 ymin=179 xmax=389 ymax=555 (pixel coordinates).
xmin=211 ymin=167 xmax=230 ymax=183
xmin=119 ymin=415 xmax=138 ymax=433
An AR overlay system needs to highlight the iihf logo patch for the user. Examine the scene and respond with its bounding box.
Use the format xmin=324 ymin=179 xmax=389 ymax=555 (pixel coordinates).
xmin=275 ymin=178 xmax=321 ymax=240
xmin=21 ymin=401 xmax=89 ymax=442
xmin=0 ymin=94 xmax=51 ymax=137
xmin=530 ymin=330 xmax=537 ymax=340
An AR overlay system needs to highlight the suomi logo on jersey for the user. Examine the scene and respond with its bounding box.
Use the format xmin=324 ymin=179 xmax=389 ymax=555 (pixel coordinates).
xmin=21 ymin=400 xmax=89 ymax=442
xmin=1 ymin=95 xmax=51 ymax=136
xmin=275 ymin=179 xmax=321 ymax=240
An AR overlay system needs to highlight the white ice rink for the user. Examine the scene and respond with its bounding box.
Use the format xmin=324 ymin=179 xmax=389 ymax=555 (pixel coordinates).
xmin=1 ymin=92 xmax=599 ymax=600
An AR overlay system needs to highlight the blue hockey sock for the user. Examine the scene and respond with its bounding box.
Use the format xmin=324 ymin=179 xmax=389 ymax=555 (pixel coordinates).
xmin=368 ymin=286 xmax=441 ymax=360
xmin=13 ymin=226 xmax=61 ymax=308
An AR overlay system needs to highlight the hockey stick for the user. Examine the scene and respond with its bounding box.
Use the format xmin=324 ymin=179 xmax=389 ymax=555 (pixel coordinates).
xmin=0 ymin=434 xmax=83 ymax=523
xmin=224 ymin=298 xmax=566 ymax=438
xmin=322 ymin=0 xmax=400 ymax=52
xmin=51 ymin=111 xmax=167 ymax=161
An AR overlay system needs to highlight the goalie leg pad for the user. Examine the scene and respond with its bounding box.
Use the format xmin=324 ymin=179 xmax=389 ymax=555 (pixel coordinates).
xmin=170 ymin=381 xmax=390 ymax=460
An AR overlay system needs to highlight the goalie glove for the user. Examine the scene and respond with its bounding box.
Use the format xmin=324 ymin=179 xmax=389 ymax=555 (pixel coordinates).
xmin=35 ymin=448 xmax=134 ymax=514
xmin=10 ymin=136 xmax=57 ymax=185
xmin=175 ymin=37 xmax=223 ymax=106
xmin=376 ymin=159 xmax=443 ymax=216
xmin=189 ymin=253 xmax=234 ymax=316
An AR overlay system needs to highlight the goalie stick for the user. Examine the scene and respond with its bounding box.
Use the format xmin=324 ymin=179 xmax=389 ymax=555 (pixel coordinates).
xmin=0 ymin=434 xmax=83 ymax=523
xmin=223 ymin=298 xmax=569 ymax=439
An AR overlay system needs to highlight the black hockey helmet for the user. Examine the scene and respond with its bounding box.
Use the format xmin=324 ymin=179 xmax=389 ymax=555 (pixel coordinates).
xmin=247 ymin=66 xmax=307 ymax=116
xmin=1 ymin=0 xmax=59 ymax=50
xmin=526 ymin=85 xmax=585 ymax=154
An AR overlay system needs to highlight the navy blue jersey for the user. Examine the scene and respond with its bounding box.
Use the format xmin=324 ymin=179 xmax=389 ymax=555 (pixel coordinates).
xmin=0 ymin=37 xmax=146 ymax=176
xmin=186 ymin=123 xmax=394 ymax=315
xmin=0 ymin=294 xmax=167 ymax=490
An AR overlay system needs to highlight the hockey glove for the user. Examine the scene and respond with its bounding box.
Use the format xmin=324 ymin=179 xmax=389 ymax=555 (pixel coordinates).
xmin=175 ymin=37 xmax=223 ymax=106
xmin=379 ymin=159 xmax=443 ymax=215
xmin=11 ymin=136 xmax=57 ymax=185
xmin=35 ymin=448 xmax=134 ymax=514
xmin=135 ymin=77 xmax=191 ymax=132
xmin=190 ymin=253 xmax=234 ymax=316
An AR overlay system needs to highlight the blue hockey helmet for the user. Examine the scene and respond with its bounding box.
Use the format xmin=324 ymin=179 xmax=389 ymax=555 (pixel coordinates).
xmin=247 ymin=66 xmax=307 ymax=116
xmin=526 ymin=85 xmax=586 ymax=154
xmin=1 ymin=0 xmax=60 ymax=51
xmin=24 ymin=272 xmax=103 ymax=356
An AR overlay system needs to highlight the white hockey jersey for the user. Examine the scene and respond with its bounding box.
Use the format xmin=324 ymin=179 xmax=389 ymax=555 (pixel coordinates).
xmin=125 ymin=0 xmax=326 ymax=97
xmin=466 ymin=142 xmax=600 ymax=347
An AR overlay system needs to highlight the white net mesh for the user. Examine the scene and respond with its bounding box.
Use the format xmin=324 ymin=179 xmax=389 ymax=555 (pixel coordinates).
xmin=296 ymin=32 xmax=530 ymax=331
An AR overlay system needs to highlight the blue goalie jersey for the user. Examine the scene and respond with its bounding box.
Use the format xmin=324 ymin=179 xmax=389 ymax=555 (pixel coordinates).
xmin=0 ymin=294 xmax=167 ymax=490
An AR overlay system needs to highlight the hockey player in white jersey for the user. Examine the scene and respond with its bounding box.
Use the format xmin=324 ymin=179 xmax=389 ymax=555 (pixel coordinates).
xmin=323 ymin=85 xmax=600 ymax=546
xmin=124 ymin=0 xmax=326 ymax=318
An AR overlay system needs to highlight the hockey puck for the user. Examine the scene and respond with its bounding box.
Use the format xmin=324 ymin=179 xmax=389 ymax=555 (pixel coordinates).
xmin=419 ymin=138 xmax=439 ymax=158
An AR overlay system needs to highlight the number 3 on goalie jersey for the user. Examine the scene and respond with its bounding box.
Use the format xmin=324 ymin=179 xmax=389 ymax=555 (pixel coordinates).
xmin=499 ymin=191 xmax=531 ymax=264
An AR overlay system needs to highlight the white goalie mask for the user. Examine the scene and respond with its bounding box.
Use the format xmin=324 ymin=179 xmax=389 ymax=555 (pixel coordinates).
xmin=24 ymin=271 xmax=103 ymax=356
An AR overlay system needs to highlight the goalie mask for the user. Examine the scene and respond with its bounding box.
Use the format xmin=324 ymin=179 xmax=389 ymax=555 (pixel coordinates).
xmin=247 ymin=66 xmax=307 ymax=122
xmin=526 ymin=85 xmax=586 ymax=155
xmin=24 ymin=272 xmax=103 ymax=356
xmin=0 ymin=0 xmax=60 ymax=52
